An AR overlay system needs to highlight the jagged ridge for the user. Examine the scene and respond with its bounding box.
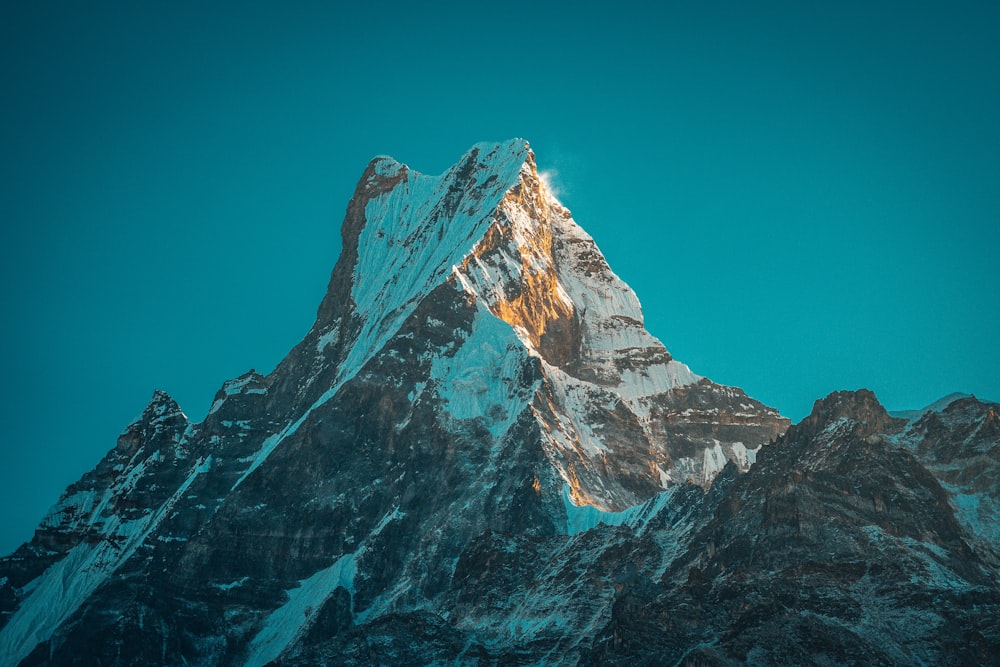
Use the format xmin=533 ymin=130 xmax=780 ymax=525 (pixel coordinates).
xmin=0 ymin=140 xmax=788 ymax=665
xmin=15 ymin=143 xmax=968 ymax=666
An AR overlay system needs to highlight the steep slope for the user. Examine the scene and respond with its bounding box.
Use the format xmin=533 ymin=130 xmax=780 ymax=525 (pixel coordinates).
xmin=271 ymin=391 xmax=1000 ymax=665
xmin=587 ymin=390 xmax=1000 ymax=665
xmin=0 ymin=140 xmax=787 ymax=665
xmin=261 ymin=138 xmax=788 ymax=508
xmin=1 ymin=142 xmax=997 ymax=666
xmin=894 ymin=395 xmax=1000 ymax=568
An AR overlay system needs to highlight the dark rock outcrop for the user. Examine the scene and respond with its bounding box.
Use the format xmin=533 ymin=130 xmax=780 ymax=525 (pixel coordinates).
xmin=1 ymin=141 xmax=994 ymax=665
xmin=586 ymin=390 xmax=1000 ymax=665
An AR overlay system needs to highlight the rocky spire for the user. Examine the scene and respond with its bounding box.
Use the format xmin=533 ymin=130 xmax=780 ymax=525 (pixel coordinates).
xmin=785 ymin=388 xmax=902 ymax=443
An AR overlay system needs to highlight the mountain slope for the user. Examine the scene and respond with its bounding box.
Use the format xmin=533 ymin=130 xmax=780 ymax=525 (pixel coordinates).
xmin=895 ymin=395 xmax=1000 ymax=569
xmin=586 ymin=390 xmax=1000 ymax=665
xmin=7 ymin=142 xmax=994 ymax=665
xmin=240 ymin=391 xmax=1000 ymax=665
xmin=0 ymin=140 xmax=788 ymax=665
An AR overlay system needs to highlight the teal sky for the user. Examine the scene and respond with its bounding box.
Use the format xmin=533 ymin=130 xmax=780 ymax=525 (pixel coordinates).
xmin=2 ymin=1 xmax=998 ymax=554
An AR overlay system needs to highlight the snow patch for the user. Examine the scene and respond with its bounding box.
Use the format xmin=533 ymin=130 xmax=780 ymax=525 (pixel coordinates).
xmin=737 ymin=441 xmax=761 ymax=469
xmin=212 ymin=577 xmax=250 ymax=591
xmin=947 ymin=488 xmax=1000 ymax=548
xmin=562 ymin=484 xmax=681 ymax=536
xmin=0 ymin=456 xmax=214 ymax=665
xmin=315 ymin=324 xmax=340 ymax=353
xmin=244 ymin=554 xmax=359 ymax=667
xmin=244 ymin=507 xmax=404 ymax=666
xmin=702 ymin=442 xmax=727 ymax=484
xmin=429 ymin=304 xmax=536 ymax=437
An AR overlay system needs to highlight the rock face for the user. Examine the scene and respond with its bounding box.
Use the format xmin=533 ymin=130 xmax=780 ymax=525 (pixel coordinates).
xmin=1 ymin=141 xmax=996 ymax=665
xmin=587 ymin=390 xmax=1000 ymax=665
xmin=894 ymin=395 xmax=1000 ymax=571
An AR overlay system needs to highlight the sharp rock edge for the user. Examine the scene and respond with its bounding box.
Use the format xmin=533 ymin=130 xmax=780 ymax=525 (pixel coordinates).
xmin=2 ymin=142 xmax=996 ymax=665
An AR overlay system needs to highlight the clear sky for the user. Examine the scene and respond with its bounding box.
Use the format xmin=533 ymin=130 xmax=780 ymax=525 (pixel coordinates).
xmin=2 ymin=1 xmax=998 ymax=555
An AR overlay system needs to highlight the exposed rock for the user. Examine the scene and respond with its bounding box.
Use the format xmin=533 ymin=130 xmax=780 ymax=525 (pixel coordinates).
xmin=586 ymin=390 xmax=1000 ymax=665
xmin=1 ymin=142 xmax=994 ymax=665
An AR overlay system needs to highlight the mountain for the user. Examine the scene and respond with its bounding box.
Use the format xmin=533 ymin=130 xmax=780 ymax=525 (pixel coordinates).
xmin=1 ymin=140 xmax=996 ymax=665
xmin=588 ymin=390 xmax=1000 ymax=665
xmin=895 ymin=395 xmax=1000 ymax=570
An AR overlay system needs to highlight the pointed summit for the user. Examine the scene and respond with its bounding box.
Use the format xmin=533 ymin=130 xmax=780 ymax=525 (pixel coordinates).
xmin=266 ymin=141 xmax=788 ymax=510
xmin=787 ymin=388 xmax=900 ymax=442
xmin=0 ymin=141 xmax=799 ymax=665
xmin=7 ymin=141 xmax=994 ymax=665
xmin=116 ymin=389 xmax=188 ymax=455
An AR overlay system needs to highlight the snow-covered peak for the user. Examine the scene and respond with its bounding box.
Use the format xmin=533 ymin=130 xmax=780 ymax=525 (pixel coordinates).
xmin=115 ymin=390 xmax=189 ymax=457
xmin=268 ymin=141 xmax=783 ymax=512
xmin=336 ymin=140 xmax=534 ymax=384
xmin=368 ymin=155 xmax=406 ymax=179
xmin=451 ymin=142 xmax=702 ymax=396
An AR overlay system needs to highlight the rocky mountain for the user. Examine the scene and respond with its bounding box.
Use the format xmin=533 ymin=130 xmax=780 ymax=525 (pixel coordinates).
xmin=1 ymin=140 xmax=996 ymax=665
xmin=588 ymin=390 xmax=1000 ymax=665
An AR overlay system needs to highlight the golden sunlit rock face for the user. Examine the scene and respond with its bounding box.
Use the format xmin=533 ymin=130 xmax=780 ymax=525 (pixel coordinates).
xmin=445 ymin=145 xmax=788 ymax=511
xmin=6 ymin=138 xmax=997 ymax=667
xmin=460 ymin=155 xmax=581 ymax=368
xmin=241 ymin=139 xmax=786 ymax=513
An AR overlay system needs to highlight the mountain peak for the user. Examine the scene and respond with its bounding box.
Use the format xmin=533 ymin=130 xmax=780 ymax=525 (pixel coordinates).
xmin=268 ymin=141 xmax=788 ymax=510
xmin=326 ymin=140 xmax=537 ymax=383
xmin=116 ymin=389 xmax=188 ymax=455
xmin=131 ymin=389 xmax=185 ymax=426
xmin=13 ymin=143 xmax=996 ymax=666
xmin=0 ymin=144 xmax=791 ymax=666
xmin=789 ymin=388 xmax=898 ymax=441
xmin=889 ymin=392 xmax=973 ymax=421
xmin=367 ymin=138 xmax=530 ymax=183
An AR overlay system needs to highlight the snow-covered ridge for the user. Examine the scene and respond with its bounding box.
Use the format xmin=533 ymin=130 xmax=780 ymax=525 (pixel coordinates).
xmin=343 ymin=139 xmax=530 ymax=386
xmin=231 ymin=140 xmax=782 ymax=513
xmin=453 ymin=151 xmax=701 ymax=394
xmin=0 ymin=456 xmax=214 ymax=666
xmin=562 ymin=483 xmax=685 ymax=535
xmin=228 ymin=140 xmax=535 ymax=491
